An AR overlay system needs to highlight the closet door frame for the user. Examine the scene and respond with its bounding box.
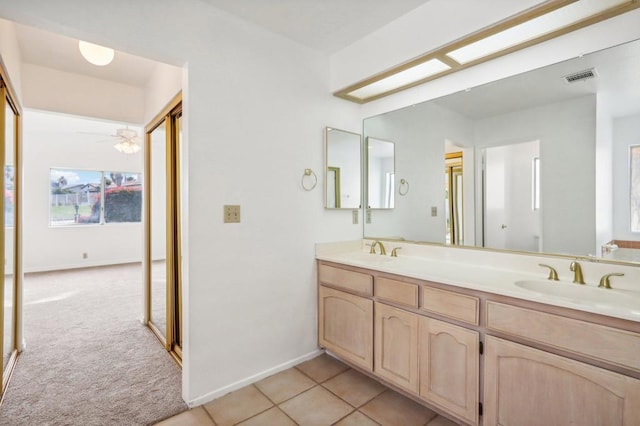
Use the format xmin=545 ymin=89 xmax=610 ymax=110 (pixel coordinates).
xmin=144 ymin=93 xmax=182 ymax=364
xmin=0 ymin=58 xmax=22 ymax=399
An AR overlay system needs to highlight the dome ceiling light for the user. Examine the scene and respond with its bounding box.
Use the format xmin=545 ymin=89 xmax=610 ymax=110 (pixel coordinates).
xmin=78 ymin=40 xmax=115 ymax=66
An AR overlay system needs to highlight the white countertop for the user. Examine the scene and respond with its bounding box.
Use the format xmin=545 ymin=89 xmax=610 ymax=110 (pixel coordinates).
xmin=316 ymin=241 xmax=640 ymax=323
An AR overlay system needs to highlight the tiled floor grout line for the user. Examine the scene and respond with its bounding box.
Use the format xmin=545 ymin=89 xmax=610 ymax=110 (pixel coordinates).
xmin=250 ymin=383 xmax=300 ymax=425
xmin=200 ymin=405 xmax=217 ymax=425
xmin=190 ymin=357 xmax=456 ymax=426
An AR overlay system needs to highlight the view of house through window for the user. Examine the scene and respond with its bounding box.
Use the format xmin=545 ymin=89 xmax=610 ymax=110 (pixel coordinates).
xmin=50 ymin=168 xmax=142 ymax=226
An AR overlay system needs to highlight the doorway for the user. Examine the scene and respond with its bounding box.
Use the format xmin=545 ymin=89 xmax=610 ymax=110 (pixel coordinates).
xmin=483 ymin=140 xmax=541 ymax=252
xmin=145 ymin=94 xmax=183 ymax=363
xmin=445 ymin=152 xmax=464 ymax=245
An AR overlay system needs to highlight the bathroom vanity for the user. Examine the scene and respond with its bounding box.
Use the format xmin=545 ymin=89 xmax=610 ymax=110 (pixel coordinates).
xmin=316 ymin=241 xmax=640 ymax=426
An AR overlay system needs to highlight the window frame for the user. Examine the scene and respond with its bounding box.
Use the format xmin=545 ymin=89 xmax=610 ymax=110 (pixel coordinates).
xmin=48 ymin=167 xmax=142 ymax=227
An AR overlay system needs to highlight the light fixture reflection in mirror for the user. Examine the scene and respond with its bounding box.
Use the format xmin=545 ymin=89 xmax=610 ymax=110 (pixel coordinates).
xmin=362 ymin=37 xmax=640 ymax=262
xmin=367 ymin=137 xmax=395 ymax=209
xmin=324 ymin=127 xmax=361 ymax=210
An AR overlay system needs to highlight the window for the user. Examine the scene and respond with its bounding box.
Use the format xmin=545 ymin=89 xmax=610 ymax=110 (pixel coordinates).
xmin=5 ymin=165 xmax=14 ymax=227
xmin=631 ymin=146 xmax=640 ymax=232
xmin=49 ymin=168 xmax=142 ymax=226
xmin=532 ymin=157 xmax=540 ymax=211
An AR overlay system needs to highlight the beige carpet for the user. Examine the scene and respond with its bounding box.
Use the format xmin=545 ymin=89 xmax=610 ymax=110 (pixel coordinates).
xmin=0 ymin=263 xmax=187 ymax=425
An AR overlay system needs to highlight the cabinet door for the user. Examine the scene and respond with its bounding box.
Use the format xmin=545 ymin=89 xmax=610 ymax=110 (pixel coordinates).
xmin=374 ymin=302 xmax=419 ymax=393
xmin=484 ymin=336 xmax=640 ymax=426
xmin=419 ymin=317 xmax=479 ymax=425
xmin=318 ymin=286 xmax=373 ymax=370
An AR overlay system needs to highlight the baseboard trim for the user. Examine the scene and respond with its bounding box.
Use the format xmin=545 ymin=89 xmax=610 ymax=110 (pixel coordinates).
xmin=24 ymin=260 xmax=143 ymax=274
xmin=186 ymin=348 xmax=324 ymax=408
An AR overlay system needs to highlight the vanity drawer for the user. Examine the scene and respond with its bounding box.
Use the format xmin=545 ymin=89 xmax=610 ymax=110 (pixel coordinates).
xmin=486 ymin=301 xmax=640 ymax=372
xmin=318 ymin=264 xmax=373 ymax=296
xmin=421 ymin=286 xmax=479 ymax=326
xmin=375 ymin=277 xmax=419 ymax=308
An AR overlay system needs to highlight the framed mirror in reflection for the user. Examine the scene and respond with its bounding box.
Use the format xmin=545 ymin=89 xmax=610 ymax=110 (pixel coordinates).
xmin=367 ymin=137 xmax=395 ymax=209
xmin=363 ymin=37 xmax=640 ymax=262
xmin=325 ymin=127 xmax=361 ymax=209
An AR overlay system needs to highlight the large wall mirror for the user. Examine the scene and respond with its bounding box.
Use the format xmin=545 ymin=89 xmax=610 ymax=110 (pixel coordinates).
xmin=363 ymin=37 xmax=640 ymax=262
xmin=325 ymin=127 xmax=361 ymax=209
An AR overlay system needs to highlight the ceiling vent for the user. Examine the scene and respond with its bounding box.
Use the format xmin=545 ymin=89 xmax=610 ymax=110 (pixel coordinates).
xmin=563 ymin=68 xmax=597 ymax=83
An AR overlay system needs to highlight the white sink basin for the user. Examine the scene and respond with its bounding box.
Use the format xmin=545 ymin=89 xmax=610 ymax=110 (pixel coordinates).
xmin=514 ymin=280 xmax=640 ymax=310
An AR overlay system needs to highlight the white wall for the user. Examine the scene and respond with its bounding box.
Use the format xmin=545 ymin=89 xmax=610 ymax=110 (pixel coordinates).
xmin=0 ymin=0 xmax=361 ymax=405
xmin=21 ymin=63 xmax=145 ymax=124
xmin=613 ymin=114 xmax=640 ymax=241
xmin=0 ymin=18 xmax=22 ymax=100
xmin=22 ymin=110 xmax=143 ymax=272
xmin=474 ymin=96 xmax=597 ymax=256
xmin=144 ymin=62 xmax=183 ymax=124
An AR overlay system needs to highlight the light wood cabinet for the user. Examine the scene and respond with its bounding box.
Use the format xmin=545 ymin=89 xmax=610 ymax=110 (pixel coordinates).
xmin=317 ymin=260 xmax=640 ymax=426
xmin=318 ymin=285 xmax=373 ymax=371
xmin=374 ymin=302 xmax=419 ymax=393
xmin=375 ymin=277 xmax=419 ymax=308
xmin=484 ymin=335 xmax=640 ymax=426
xmin=486 ymin=301 xmax=640 ymax=372
xmin=419 ymin=317 xmax=479 ymax=425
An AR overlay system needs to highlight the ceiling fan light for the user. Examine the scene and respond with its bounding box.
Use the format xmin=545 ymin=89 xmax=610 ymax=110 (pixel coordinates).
xmin=113 ymin=140 xmax=141 ymax=154
xmin=78 ymin=40 xmax=115 ymax=66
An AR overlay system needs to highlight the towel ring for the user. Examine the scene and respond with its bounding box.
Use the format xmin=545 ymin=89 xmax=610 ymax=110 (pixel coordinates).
xmin=301 ymin=168 xmax=317 ymax=191
xmin=399 ymin=178 xmax=409 ymax=196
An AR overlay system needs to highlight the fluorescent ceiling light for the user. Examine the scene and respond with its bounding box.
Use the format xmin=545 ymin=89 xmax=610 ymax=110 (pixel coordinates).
xmin=335 ymin=0 xmax=638 ymax=103
xmin=78 ymin=40 xmax=115 ymax=66
xmin=348 ymin=59 xmax=451 ymax=100
xmin=446 ymin=0 xmax=628 ymax=64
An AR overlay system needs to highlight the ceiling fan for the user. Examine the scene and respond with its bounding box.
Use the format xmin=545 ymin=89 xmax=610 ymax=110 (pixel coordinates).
xmin=110 ymin=128 xmax=142 ymax=154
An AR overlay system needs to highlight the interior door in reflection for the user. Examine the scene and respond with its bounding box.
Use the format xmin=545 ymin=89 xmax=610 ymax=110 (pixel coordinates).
xmin=483 ymin=140 xmax=541 ymax=252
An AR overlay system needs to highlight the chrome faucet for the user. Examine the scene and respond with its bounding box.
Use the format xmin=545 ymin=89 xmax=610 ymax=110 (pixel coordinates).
xmin=369 ymin=240 xmax=387 ymax=255
xmin=569 ymin=260 xmax=585 ymax=284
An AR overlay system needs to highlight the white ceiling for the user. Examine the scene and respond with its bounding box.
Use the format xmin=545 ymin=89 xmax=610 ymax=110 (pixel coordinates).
xmin=14 ymin=22 xmax=160 ymax=88
xmin=200 ymin=0 xmax=432 ymax=53
xmin=10 ymin=0 xmax=432 ymax=88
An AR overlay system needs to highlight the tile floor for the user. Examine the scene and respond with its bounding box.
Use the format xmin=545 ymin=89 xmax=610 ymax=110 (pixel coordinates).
xmin=155 ymin=353 xmax=460 ymax=426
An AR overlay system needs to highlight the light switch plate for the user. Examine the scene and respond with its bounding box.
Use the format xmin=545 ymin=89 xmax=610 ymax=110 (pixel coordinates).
xmin=352 ymin=210 xmax=359 ymax=224
xmin=224 ymin=205 xmax=241 ymax=223
xmin=431 ymin=206 xmax=437 ymax=217
xmin=366 ymin=210 xmax=372 ymax=224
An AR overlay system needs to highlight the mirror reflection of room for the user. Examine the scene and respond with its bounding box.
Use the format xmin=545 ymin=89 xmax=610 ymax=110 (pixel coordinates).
xmin=363 ymin=37 xmax=640 ymax=260
xmin=324 ymin=128 xmax=361 ymax=210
